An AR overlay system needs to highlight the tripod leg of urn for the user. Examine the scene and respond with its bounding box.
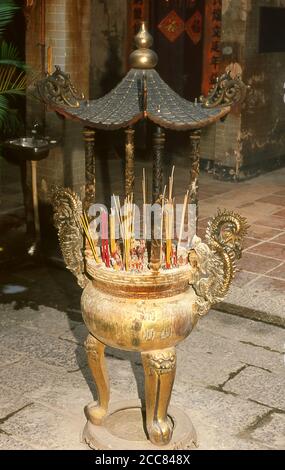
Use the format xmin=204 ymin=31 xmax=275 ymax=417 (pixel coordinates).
xmin=84 ymin=334 xmax=110 ymax=425
xmin=142 ymin=347 xmax=176 ymax=446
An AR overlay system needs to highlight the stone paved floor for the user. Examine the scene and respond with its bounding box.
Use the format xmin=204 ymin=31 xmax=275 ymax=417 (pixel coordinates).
xmin=0 ymin=290 xmax=284 ymax=450
xmin=198 ymin=167 xmax=285 ymax=326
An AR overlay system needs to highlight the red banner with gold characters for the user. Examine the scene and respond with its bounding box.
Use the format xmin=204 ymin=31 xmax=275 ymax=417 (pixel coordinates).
xmin=158 ymin=6 xmax=203 ymax=45
xmin=202 ymin=0 xmax=222 ymax=96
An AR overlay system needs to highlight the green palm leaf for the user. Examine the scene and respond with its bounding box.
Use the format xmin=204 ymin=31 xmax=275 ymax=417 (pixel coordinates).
xmin=0 ymin=65 xmax=26 ymax=95
xmin=0 ymin=1 xmax=18 ymax=37
xmin=0 ymin=65 xmax=26 ymax=133
xmin=0 ymin=94 xmax=22 ymax=132
xmin=0 ymin=1 xmax=26 ymax=136
xmin=0 ymin=41 xmax=26 ymax=69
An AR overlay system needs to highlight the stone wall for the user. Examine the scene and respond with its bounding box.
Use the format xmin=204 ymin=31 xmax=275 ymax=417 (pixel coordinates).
xmin=25 ymin=0 xmax=92 ymax=211
xmin=241 ymin=0 xmax=285 ymax=168
xmin=90 ymin=0 xmax=128 ymax=98
xmin=201 ymin=0 xmax=285 ymax=177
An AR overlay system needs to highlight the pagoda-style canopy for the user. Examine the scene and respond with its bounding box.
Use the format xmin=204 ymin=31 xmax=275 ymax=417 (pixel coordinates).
xmin=36 ymin=22 xmax=243 ymax=131
xmin=36 ymin=22 xmax=247 ymax=211
xmin=39 ymin=67 xmax=229 ymax=131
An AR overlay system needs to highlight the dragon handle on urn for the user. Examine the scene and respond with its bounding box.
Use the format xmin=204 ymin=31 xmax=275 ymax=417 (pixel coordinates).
xmin=190 ymin=209 xmax=248 ymax=317
xmin=52 ymin=187 xmax=87 ymax=289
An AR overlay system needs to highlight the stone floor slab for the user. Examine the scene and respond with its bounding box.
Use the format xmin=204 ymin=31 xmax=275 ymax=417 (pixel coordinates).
xmin=27 ymin=372 xmax=96 ymax=418
xmin=268 ymin=262 xmax=285 ymax=280
xmin=0 ymin=433 xmax=36 ymax=450
xmin=248 ymin=242 xmax=285 ymax=261
xmin=225 ymin=283 xmax=285 ymax=326
xmin=201 ymin=310 xmax=285 ymax=355
xmin=60 ymin=323 xmax=88 ymax=346
xmin=0 ymin=385 xmax=32 ymax=418
xmin=192 ymin=417 xmax=275 ymax=450
xmin=247 ymin=225 xmax=283 ymax=241
xmin=249 ymin=412 xmax=285 ymax=449
xmin=253 ymin=217 xmax=285 ymax=230
xmin=232 ymin=270 xmax=259 ymax=288
xmin=0 ymin=345 xmax=23 ymax=369
xmin=181 ymin=325 xmax=284 ymax=375
xmin=172 ymin=385 xmax=268 ymax=436
xmin=224 ymin=366 xmax=285 ymax=410
xmin=239 ymin=252 xmax=281 ymax=274
xmin=249 ymin=275 xmax=285 ymax=295
xmin=0 ymin=326 xmax=86 ymax=370
xmin=0 ymin=358 xmax=65 ymax=394
xmin=0 ymin=403 xmax=87 ymax=450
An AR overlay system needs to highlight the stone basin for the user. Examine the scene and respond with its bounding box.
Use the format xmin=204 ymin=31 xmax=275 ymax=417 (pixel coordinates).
xmin=2 ymin=136 xmax=58 ymax=161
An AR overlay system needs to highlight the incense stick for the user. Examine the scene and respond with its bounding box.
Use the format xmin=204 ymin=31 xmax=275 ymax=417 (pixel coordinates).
xmin=169 ymin=165 xmax=175 ymax=201
xmin=142 ymin=168 xmax=147 ymax=241
xmin=82 ymin=212 xmax=98 ymax=262
xmin=160 ymin=186 xmax=167 ymax=262
xmin=177 ymin=190 xmax=189 ymax=250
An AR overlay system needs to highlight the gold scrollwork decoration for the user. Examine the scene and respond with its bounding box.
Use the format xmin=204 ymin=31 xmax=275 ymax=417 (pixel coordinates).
xmin=191 ymin=209 xmax=248 ymax=317
xmin=37 ymin=65 xmax=84 ymax=108
xmin=52 ymin=186 xmax=87 ymax=288
xmin=200 ymin=71 xmax=249 ymax=108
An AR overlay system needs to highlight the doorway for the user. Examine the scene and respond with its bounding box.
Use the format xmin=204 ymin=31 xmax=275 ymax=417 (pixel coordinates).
xmin=149 ymin=0 xmax=205 ymax=101
xmin=127 ymin=0 xmax=222 ymax=101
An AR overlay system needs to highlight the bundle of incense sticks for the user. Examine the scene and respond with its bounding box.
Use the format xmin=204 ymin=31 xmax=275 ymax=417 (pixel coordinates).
xmin=78 ymin=166 xmax=190 ymax=272
xmin=79 ymin=211 xmax=99 ymax=263
xmin=113 ymin=193 xmax=135 ymax=271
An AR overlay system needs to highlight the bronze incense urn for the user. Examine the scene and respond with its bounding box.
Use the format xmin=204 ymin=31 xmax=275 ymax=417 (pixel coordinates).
xmin=46 ymin=24 xmax=248 ymax=449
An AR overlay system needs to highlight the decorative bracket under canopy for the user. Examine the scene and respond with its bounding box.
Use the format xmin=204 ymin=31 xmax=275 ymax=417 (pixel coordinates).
xmin=200 ymin=71 xmax=249 ymax=108
xmin=36 ymin=65 xmax=84 ymax=108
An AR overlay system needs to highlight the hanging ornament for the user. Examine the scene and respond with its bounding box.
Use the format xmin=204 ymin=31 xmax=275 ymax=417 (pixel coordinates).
xmin=158 ymin=10 xmax=184 ymax=42
xmin=185 ymin=10 xmax=203 ymax=45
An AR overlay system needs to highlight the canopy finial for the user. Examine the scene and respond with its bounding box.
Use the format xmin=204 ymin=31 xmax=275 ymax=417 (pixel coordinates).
xmin=129 ymin=22 xmax=158 ymax=69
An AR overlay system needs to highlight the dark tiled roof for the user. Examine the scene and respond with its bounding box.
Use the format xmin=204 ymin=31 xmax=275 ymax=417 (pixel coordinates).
xmin=50 ymin=69 xmax=229 ymax=131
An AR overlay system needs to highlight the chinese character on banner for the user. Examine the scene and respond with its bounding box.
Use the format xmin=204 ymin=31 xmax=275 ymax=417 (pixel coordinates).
xmin=211 ymin=41 xmax=220 ymax=53
xmin=202 ymin=0 xmax=222 ymax=96
xmin=158 ymin=10 xmax=185 ymax=42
